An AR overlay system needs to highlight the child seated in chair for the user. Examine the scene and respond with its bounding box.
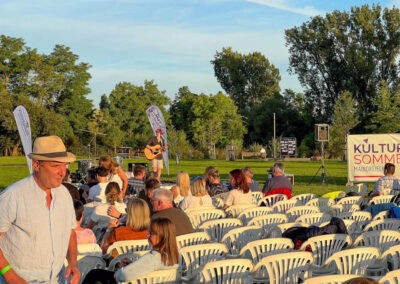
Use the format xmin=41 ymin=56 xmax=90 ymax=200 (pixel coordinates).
xmin=74 ymin=200 xmax=96 ymax=244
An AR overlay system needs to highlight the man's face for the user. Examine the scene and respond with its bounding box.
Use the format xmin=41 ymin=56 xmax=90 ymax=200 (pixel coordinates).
xmin=33 ymin=160 xmax=68 ymax=190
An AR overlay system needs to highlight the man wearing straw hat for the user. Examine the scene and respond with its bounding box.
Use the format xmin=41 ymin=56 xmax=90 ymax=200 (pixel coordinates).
xmin=0 ymin=136 xmax=80 ymax=283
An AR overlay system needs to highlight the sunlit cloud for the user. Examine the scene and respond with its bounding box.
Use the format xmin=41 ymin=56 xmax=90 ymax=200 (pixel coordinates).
xmin=244 ymin=0 xmax=324 ymax=16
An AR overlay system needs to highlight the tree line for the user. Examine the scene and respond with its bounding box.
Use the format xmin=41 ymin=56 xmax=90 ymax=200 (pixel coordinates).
xmin=1 ymin=4 xmax=399 ymax=160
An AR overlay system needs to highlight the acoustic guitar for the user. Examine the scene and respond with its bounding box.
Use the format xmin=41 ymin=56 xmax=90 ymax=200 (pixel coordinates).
xmin=144 ymin=145 xmax=163 ymax=161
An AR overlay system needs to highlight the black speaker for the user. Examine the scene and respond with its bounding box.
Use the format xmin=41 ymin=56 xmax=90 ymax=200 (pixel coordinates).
xmin=315 ymin=124 xmax=329 ymax=142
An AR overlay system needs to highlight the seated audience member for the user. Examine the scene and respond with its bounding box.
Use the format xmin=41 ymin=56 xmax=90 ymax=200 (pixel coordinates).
xmin=371 ymin=162 xmax=400 ymax=197
xmin=180 ymin=177 xmax=213 ymax=211
xmin=242 ymin=166 xmax=260 ymax=192
xmin=73 ymin=200 xmax=96 ymax=244
xmin=82 ymin=218 xmax=179 ymax=284
xmin=88 ymin=166 xmax=109 ymax=203
xmin=62 ymin=168 xmax=81 ymax=201
xmin=101 ymin=198 xmax=150 ymax=254
xmin=138 ymin=178 xmax=160 ymax=215
xmin=151 ymin=188 xmax=194 ymax=236
xmin=99 ymin=155 xmax=128 ymax=197
xmin=206 ymin=168 xmax=229 ymax=197
xmin=223 ymin=169 xmax=253 ymax=210
xmin=171 ymin=171 xmax=191 ymax=206
xmin=79 ymin=168 xmax=98 ymax=204
xmin=87 ymin=182 xmax=126 ymax=232
xmin=262 ymin=162 xmax=292 ymax=198
xmin=127 ymin=164 xmax=146 ymax=195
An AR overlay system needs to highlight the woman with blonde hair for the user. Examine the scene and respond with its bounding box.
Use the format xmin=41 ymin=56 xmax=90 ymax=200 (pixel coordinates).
xmin=180 ymin=177 xmax=213 ymax=211
xmin=99 ymin=155 xmax=128 ymax=197
xmin=87 ymin=182 xmax=126 ymax=232
xmin=101 ymin=198 xmax=150 ymax=254
xmin=82 ymin=218 xmax=179 ymax=283
xmin=171 ymin=171 xmax=190 ymax=205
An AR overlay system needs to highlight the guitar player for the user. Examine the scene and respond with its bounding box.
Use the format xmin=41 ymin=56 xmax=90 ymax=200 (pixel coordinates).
xmin=146 ymin=128 xmax=167 ymax=181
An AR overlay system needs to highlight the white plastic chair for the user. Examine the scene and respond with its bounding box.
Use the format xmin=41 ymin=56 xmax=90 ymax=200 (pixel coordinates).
xmin=105 ymin=239 xmax=150 ymax=258
xmin=287 ymin=205 xmax=321 ymax=222
xmin=324 ymin=247 xmax=380 ymax=275
xmin=199 ymin=218 xmax=242 ymax=242
xmin=379 ymin=269 xmax=400 ymax=284
xmin=382 ymin=245 xmax=400 ymax=271
xmin=187 ymin=208 xmax=225 ymax=229
xmin=199 ymin=258 xmax=253 ymax=284
xmin=306 ymin=198 xmax=334 ymax=212
xmin=251 ymin=192 xmax=263 ymax=205
xmin=329 ymin=204 xmax=361 ymax=217
xmin=212 ymin=197 xmax=224 ymax=208
xmin=239 ymin=238 xmax=294 ymax=264
xmin=336 ymin=196 xmax=364 ymax=205
xmin=119 ymin=268 xmax=180 ymax=284
xmin=252 ymin=251 xmax=313 ymax=284
xmin=346 ymin=183 xmax=369 ymax=196
xmin=271 ymin=199 xmax=298 ymax=213
xmin=221 ymin=226 xmax=264 ymax=257
xmin=337 ymin=211 xmax=372 ymax=233
xmin=370 ymin=195 xmax=395 ymax=205
xmin=295 ymin=212 xmax=332 ymax=226
xmin=354 ymin=230 xmax=400 ymax=253
xmin=180 ymin=243 xmax=228 ymax=283
xmin=225 ymin=204 xmax=256 ymax=218
xmin=77 ymin=243 xmax=102 ymax=260
xmin=299 ymin=234 xmax=352 ymax=275
xmin=77 ymin=255 xmax=106 ymax=283
xmin=238 ymin=207 xmax=273 ymax=225
xmin=176 ymin=231 xmax=211 ymax=249
xmin=364 ymin=219 xmax=400 ymax=232
xmin=292 ymin=193 xmax=318 ymax=206
xmin=303 ymin=274 xmax=359 ymax=284
xmin=247 ymin=213 xmax=288 ymax=238
xmin=107 ymin=252 xmax=141 ymax=271
xmin=373 ymin=210 xmax=391 ymax=221
xmin=257 ymin=194 xmax=287 ymax=207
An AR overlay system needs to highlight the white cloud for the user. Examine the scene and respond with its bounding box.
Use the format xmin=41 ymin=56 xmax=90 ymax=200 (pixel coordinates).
xmin=244 ymin=0 xmax=324 ymax=17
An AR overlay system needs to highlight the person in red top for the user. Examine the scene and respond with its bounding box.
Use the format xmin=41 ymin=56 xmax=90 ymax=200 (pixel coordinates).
xmin=101 ymin=198 xmax=150 ymax=255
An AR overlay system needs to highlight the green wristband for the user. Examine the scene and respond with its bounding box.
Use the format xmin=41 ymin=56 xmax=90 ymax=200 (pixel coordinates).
xmin=0 ymin=265 xmax=11 ymax=276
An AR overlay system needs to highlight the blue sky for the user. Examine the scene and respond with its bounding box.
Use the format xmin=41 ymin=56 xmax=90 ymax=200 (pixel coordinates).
xmin=0 ymin=0 xmax=398 ymax=107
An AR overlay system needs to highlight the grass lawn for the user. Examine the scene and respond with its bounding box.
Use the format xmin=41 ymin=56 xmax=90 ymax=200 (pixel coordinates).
xmin=0 ymin=156 xmax=361 ymax=196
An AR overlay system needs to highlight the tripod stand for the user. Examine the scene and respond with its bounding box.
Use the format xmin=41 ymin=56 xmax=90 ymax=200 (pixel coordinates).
xmin=309 ymin=142 xmax=335 ymax=185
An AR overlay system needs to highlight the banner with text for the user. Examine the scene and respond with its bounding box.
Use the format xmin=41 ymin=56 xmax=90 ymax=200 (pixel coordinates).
xmin=146 ymin=105 xmax=169 ymax=175
xmin=13 ymin=105 xmax=32 ymax=173
xmin=347 ymin=134 xmax=400 ymax=182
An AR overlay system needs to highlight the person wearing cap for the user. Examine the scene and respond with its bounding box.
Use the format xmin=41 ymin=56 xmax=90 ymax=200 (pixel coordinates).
xmin=0 ymin=136 xmax=80 ymax=283
xmin=145 ymin=128 xmax=167 ymax=181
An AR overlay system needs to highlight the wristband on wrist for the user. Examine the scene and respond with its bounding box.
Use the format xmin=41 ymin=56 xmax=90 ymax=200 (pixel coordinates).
xmin=0 ymin=265 xmax=11 ymax=276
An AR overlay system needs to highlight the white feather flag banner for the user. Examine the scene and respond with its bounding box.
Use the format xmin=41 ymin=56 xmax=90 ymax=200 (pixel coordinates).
xmin=146 ymin=105 xmax=169 ymax=175
xmin=13 ymin=105 xmax=32 ymax=173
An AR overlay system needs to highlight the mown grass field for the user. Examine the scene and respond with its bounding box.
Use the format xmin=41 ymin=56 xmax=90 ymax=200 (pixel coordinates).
xmin=0 ymin=156 xmax=362 ymax=196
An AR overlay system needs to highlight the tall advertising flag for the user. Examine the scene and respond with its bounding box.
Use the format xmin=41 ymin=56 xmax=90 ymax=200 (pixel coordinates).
xmin=13 ymin=106 xmax=32 ymax=173
xmin=146 ymin=105 xmax=169 ymax=174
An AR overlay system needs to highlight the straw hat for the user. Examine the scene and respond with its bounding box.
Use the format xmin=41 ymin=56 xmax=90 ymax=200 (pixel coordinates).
xmin=28 ymin=136 xmax=76 ymax=163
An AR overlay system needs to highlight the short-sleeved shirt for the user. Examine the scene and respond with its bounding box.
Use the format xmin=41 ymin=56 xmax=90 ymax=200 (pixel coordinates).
xmin=88 ymin=182 xmax=108 ymax=203
xmin=373 ymin=175 xmax=400 ymax=194
xmin=179 ymin=195 xmax=213 ymax=211
xmin=223 ymin=189 xmax=253 ymax=206
xmin=91 ymin=202 xmax=126 ymax=229
xmin=128 ymin=177 xmax=145 ymax=195
xmin=0 ymin=175 xmax=76 ymax=283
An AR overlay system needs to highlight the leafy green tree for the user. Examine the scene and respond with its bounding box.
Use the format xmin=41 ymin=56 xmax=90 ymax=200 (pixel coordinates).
xmin=368 ymin=82 xmax=400 ymax=133
xmin=211 ymin=47 xmax=281 ymax=116
xmin=169 ymin=86 xmax=197 ymax=142
xmin=328 ymin=91 xmax=359 ymax=159
xmin=191 ymin=92 xmax=245 ymax=154
xmin=285 ymin=4 xmax=400 ymax=127
xmin=100 ymin=80 xmax=170 ymax=150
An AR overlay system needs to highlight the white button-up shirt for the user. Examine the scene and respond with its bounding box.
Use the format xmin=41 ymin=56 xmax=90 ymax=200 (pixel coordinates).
xmin=0 ymin=175 xmax=76 ymax=283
